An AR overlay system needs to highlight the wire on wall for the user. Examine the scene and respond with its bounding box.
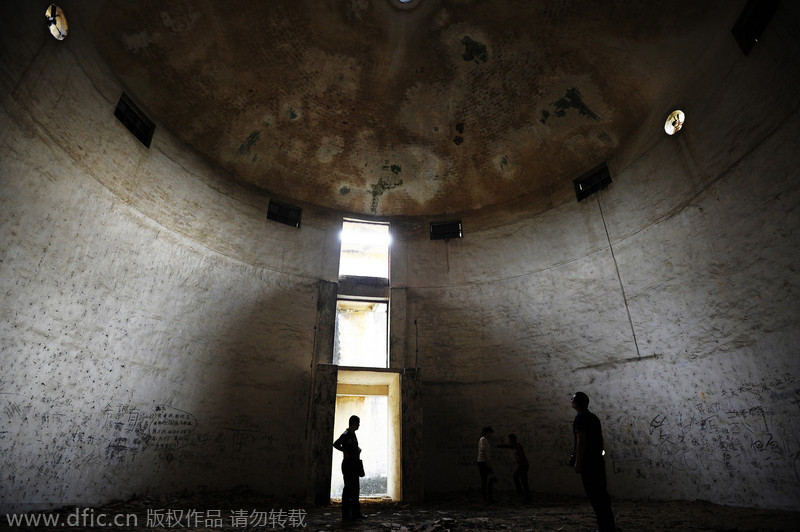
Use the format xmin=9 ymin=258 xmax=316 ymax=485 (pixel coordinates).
xmin=597 ymin=195 xmax=642 ymax=359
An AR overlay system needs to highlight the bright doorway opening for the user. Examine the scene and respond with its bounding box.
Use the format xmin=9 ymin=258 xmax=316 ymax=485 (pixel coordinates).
xmin=330 ymin=370 xmax=401 ymax=501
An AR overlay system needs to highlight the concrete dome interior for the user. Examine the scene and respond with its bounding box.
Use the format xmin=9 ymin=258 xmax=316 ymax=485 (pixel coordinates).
xmin=69 ymin=0 xmax=742 ymax=216
xmin=1 ymin=0 xmax=800 ymax=519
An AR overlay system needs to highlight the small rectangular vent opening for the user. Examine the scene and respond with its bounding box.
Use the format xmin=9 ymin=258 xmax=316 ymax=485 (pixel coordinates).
xmin=268 ymin=200 xmax=302 ymax=228
xmin=114 ymin=93 xmax=155 ymax=148
xmin=574 ymin=164 xmax=612 ymax=202
xmin=731 ymin=0 xmax=780 ymax=55
xmin=430 ymin=220 xmax=462 ymax=240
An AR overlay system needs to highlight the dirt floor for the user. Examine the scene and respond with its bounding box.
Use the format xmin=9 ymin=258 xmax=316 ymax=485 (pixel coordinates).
xmin=2 ymin=488 xmax=799 ymax=531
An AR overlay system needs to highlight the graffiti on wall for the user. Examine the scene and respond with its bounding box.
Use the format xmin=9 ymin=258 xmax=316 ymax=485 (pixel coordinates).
xmin=609 ymin=374 xmax=800 ymax=488
xmin=0 ymin=395 xmax=273 ymax=478
xmin=99 ymin=403 xmax=198 ymax=461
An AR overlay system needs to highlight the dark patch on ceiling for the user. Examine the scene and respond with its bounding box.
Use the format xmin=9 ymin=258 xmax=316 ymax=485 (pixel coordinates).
xmin=461 ymin=36 xmax=489 ymax=64
xmin=238 ymin=130 xmax=261 ymax=155
xmin=553 ymin=87 xmax=600 ymax=121
xmin=382 ymin=162 xmax=403 ymax=175
xmin=370 ymin=177 xmax=404 ymax=213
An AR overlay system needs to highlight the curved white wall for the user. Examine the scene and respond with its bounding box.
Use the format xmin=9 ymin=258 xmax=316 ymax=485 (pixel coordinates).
xmin=0 ymin=2 xmax=340 ymax=513
xmin=397 ymin=2 xmax=800 ymax=510
xmin=1 ymin=0 xmax=799 ymax=514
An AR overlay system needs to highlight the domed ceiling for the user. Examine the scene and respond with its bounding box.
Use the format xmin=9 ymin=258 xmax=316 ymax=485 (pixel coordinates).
xmin=75 ymin=0 xmax=736 ymax=217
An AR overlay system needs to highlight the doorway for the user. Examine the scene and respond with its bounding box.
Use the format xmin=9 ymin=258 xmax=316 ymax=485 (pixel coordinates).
xmin=330 ymin=370 xmax=402 ymax=501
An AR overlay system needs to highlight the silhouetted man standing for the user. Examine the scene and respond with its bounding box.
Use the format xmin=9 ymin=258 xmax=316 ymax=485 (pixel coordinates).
xmin=571 ymin=392 xmax=615 ymax=532
xmin=333 ymin=415 xmax=365 ymax=520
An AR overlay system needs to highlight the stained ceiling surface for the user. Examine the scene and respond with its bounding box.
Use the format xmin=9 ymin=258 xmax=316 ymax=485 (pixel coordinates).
xmin=75 ymin=0 xmax=737 ymax=217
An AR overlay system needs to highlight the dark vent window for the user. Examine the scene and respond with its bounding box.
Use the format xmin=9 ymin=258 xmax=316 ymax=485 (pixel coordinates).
xmin=731 ymin=0 xmax=780 ymax=55
xmin=430 ymin=221 xmax=463 ymax=240
xmin=114 ymin=93 xmax=155 ymax=148
xmin=268 ymin=200 xmax=302 ymax=228
xmin=574 ymin=165 xmax=612 ymax=202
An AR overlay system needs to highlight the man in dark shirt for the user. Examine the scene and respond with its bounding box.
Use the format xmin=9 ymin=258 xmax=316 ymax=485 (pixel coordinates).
xmin=572 ymin=392 xmax=616 ymax=531
xmin=333 ymin=415 xmax=365 ymax=520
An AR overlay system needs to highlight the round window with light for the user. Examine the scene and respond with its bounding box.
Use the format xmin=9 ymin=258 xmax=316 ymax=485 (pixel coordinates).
xmin=46 ymin=4 xmax=68 ymax=40
xmin=664 ymin=110 xmax=685 ymax=135
xmin=390 ymin=0 xmax=422 ymax=10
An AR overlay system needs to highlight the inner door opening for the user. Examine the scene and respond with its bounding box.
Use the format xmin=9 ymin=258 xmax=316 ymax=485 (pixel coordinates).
xmin=334 ymin=299 xmax=388 ymax=368
xmin=330 ymin=370 xmax=401 ymax=501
